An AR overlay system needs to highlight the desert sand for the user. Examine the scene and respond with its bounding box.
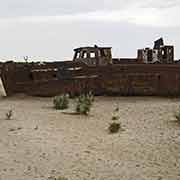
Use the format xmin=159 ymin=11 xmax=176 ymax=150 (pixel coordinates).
xmin=0 ymin=95 xmax=180 ymax=180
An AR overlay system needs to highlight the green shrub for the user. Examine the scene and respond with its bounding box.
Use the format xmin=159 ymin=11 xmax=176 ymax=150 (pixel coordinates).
xmin=53 ymin=94 xmax=69 ymax=110
xmin=108 ymin=122 xmax=121 ymax=133
xmin=76 ymin=92 xmax=94 ymax=115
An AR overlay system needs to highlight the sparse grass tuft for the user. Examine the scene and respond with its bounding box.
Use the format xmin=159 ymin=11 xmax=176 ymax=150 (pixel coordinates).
xmin=111 ymin=106 xmax=119 ymax=121
xmin=56 ymin=177 xmax=68 ymax=180
xmin=6 ymin=109 xmax=13 ymax=120
xmin=53 ymin=94 xmax=69 ymax=110
xmin=174 ymin=109 xmax=180 ymax=123
xmin=49 ymin=176 xmax=68 ymax=180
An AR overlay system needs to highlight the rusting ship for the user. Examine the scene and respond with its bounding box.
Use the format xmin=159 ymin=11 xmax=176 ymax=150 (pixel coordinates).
xmin=0 ymin=38 xmax=180 ymax=97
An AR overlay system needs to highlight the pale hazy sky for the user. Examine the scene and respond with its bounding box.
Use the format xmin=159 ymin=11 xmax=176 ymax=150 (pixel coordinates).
xmin=0 ymin=0 xmax=179 ymax=61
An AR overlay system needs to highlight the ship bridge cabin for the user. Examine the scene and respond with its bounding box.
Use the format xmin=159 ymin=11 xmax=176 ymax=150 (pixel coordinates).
xmin=73 ymin=46 xmax=112 ymax=66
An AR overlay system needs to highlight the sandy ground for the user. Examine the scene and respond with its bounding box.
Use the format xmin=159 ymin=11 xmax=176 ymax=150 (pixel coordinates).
xmin=0 ymin=95 xmax=180 ymax=180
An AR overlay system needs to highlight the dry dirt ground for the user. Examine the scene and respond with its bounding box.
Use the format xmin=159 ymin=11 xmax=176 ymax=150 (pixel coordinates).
xmin=0 ymin=95 xmax=180 ymax=180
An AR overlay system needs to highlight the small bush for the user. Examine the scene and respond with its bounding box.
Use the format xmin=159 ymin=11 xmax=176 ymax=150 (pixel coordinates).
xmin=76 ymin=92 xmax=94 ymax=115
xmin=109 ymin=122 xmax=121 ymax=133
xmin=108 ymin=106 xmax=122 ymax=134
xmin=6 ymin=110 xmax=13 ymax=120
xmin=53 ymin=94 xmax=69 ymax=110
xmin=111 ymin=115 xmax=119 ymax=121
xmin=174 ymin=109 xmax=180 ymax=123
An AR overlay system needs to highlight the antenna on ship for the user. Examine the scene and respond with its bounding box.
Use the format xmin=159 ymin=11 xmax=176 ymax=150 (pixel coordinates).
xmin=23 ymin=56 xmax=29 ymax=63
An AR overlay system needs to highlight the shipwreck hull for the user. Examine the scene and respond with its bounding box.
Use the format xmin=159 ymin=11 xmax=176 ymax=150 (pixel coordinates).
xmin=1 ymin=62 xmax=180 ymax=97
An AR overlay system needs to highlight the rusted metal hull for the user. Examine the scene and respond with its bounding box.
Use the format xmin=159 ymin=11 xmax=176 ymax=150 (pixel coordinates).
xmin=1 ymin=61 xmax=180 ymax=97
